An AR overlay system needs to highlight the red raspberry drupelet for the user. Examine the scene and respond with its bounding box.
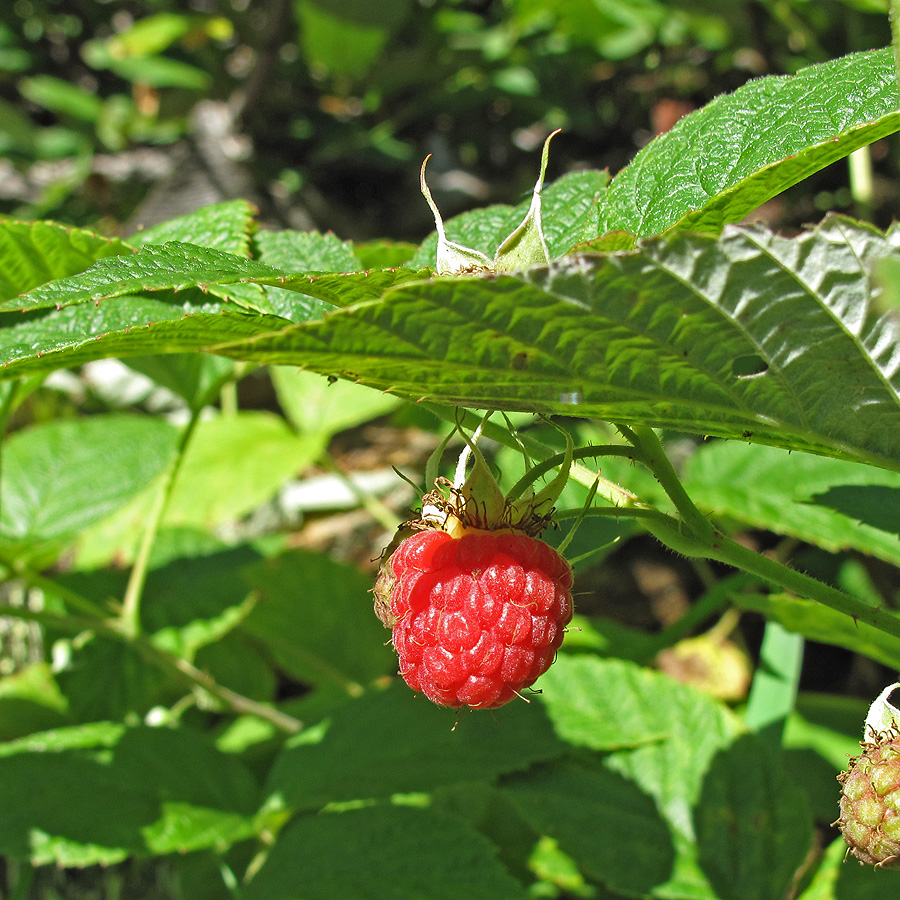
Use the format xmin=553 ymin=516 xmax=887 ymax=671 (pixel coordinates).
xmin=385 ymin=527 xmax=573 ymax=709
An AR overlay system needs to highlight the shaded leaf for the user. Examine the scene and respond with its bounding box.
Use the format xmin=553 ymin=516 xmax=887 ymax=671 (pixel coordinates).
xmin=0 ymin=219 xmax=132 ymax=302
xmin=799 ymin=835 xmax=900 ymax=900
xmin=596 ymin=47 xmax=900 ymax=237
xmin=0 ymin=664 xmax=68 ymax=741
xmin=56 ymin=635 xmax=172 ymax=723
xmin=241 ymin=550 xmax=398 ymax=691
xmin=504 ymin=759 xmax=676 ymax=897
xmin=0 ymin=723 xmax=259 ymax=866
xmin=265 ymin=681 xmax=564 ymax=811
xmin=245 ymin=804 xmax=529 ymax=900
xmin=694 ymin=733 xmax=812 ymax=900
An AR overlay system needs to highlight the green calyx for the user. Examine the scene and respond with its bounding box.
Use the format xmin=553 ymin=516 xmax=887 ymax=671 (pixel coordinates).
xmin=420 ymin=416 xmax=573 ymax=537
xmin=420 ymin=130 xmax=560 ymax=276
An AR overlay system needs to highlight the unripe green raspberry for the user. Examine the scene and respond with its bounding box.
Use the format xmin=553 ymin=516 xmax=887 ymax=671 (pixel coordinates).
xmin=838 ymin=729 xmax=900 ymax=869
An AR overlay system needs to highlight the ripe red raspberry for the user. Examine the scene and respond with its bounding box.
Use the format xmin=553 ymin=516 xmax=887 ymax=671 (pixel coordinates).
xmin=375 ymin=416 xmax=577 ymax=709
xmin=381 ymin=527 xmax=573 ymax=709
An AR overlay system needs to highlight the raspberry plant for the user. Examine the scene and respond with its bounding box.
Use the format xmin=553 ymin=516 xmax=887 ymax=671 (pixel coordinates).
xmin=3 ymin=15 xmax=900 ymax=900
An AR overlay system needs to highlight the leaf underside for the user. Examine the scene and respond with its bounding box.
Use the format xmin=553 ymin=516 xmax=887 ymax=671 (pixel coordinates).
xmin=205 ymin=216 xmax=900 ymax=473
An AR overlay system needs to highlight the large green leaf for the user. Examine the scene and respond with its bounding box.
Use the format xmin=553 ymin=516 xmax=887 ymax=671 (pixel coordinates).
xmin=67 ymin=412 xmax=319 ymax=567
xmin=0 ymin=722 xmax=259 ymax=866
xmin=165 ymin=411 xmax=321 ymax=527
xmin=682 ymin=441 xmax=900 ymax=566
xmin=5 ymin=242 xmax=291 ymax=313
xmin=245 ymin=804 xmax=529 ymax=900
xmin=254 ymin=228 xmax=361 ymax=273
xmin=0 ymin=300 xmax=288 ymax=380
xmin=212 ymin=217 xmax=900 ymax=472
xmin=0 ymin=414 xmax=178 ymax=550
xmin=0 ymin=219 xmax=132 ymax=302
xmin=596 ymin=47 xmax=900 ymax=238
xmin=265 ymin=682 xmax=564 ymax=811
xmin=6 ymin=240 xmax=426 ymax=316
xmin=130 ymin=199 xmax=256 ymax=256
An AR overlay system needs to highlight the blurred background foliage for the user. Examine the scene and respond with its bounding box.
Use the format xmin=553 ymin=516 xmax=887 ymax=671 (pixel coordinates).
xmin=0 ymin=0 xmax=894 ymax=240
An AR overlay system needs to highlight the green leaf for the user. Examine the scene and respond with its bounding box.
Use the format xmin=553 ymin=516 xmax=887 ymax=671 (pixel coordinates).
xmin=0 ymin=414 xmax=178 ymax=548
xmin=131 ymin=200 xmax=256 ymax=256
xmin=254 ymin=229 xmax=361 ymax=273
xmin=0 ymin=722 xmax=259 ymax=866
xmin=68 ymin=413 xmax=319 ymax=567
xmin=19 ymin=76 xmax=103 ymax=122
xmin=0 ymin=220 xmax=132 ymax=302
xmin=271 ymin=366 xmax=401 ymax=439
xmin=125 ymin=353 xmax=235 ymax=410
xmin=799 ymin=835 xmax=900 ymax=900
xmin=103 ymin=12 xmax=232 ymax=58
xmin=265 ymin=681 xmax=564 ymax=811
xmin=6 ymin=242 xmax=290 ymax=313
xmin=536 ymin=656 xmax=674 ymax=750
xmin=682 ymin=441 xmax=900 ymax=567
xmin=295 ymin=0 xmax=404 ymax=78
xmin=693 ymin=733 xmax=812 ymax=900
xmin=213 ymin=217 xmax=900 ymax=472
xmin=410 ymin=169 xmax=611 ymax=269
xmin=732 ymin=592 xmax=900 ymax=670
xmin=0 ymin=664 xmax=68 ymax=741
xmin=0 ymin=300 xmax=287 ymax=381
xmin=56 ymin=634 xmax=171 ymax=723
xmin=7 ymin=240 xmax=425 ymax=317
xmin=164 ymin=411 xmax=321 ymax=529
xmin=783 ymin=693 xmax=867 ymax=823
xmin=596 ymin=47 xmax=900 ymax=237
xmin=504 ymin=759 xmax=676 ymax=898
xmin=241 ymin=550 xmax=397 ymax=691
xmin=245 ymin=804 xmax=528 ymax=900
xmin=107 ymin=55 xmax=211 ymax=90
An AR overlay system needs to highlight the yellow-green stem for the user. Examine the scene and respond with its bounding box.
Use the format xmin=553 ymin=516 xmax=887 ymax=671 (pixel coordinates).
xmin=120 ymin=408 xmax=203 ymax=639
